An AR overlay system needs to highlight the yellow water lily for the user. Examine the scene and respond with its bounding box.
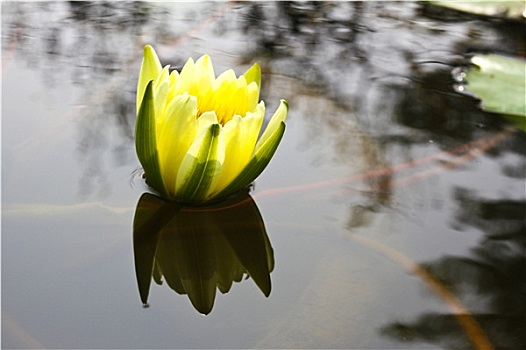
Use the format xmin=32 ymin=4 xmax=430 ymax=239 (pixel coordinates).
xmin=135 ymin=45 xmax=288 ymax=204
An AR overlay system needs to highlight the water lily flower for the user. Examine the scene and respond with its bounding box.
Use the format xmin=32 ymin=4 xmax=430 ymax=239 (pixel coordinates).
xmin=135 ymin=45 xmax=288 ymax=204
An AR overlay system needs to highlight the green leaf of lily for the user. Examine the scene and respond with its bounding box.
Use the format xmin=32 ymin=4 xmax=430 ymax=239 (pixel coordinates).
xmin=459 ymin=54 xmax=526 ymax=131
xmin=467 ymin=54 xmax=526 ymax=117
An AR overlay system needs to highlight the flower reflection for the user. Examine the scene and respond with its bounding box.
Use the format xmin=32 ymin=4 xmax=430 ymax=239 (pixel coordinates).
xmin=132 ymin=190 xmax=274 ymax=315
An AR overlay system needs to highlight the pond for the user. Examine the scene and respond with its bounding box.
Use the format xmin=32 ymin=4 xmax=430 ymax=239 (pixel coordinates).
xmin=2 ymin=2 xmax=525 ymax=349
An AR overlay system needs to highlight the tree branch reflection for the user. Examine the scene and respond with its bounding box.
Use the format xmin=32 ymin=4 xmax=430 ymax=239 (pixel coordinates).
xmin=133 ymin=190 xmax=274 ymax=315
xmin=381 ymin=190 xmax=526 ymax=349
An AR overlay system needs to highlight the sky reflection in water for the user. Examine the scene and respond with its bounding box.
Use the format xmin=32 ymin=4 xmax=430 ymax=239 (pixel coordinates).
xmin=2 ymin=1 xmax=525 ymax=349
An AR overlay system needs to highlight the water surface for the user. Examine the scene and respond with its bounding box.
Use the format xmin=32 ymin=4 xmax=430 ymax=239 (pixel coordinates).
xmin=2 ymin=2 xmax=525 ymax=349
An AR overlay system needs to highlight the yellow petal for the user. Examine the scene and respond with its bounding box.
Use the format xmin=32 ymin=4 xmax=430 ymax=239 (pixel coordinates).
xmin=214 ymin=118 xmax=285 ymax=200
xmin=153 ymin=80 xmax=169 ymax=130
xmin=198 ymin=111 xmax=220 ymax=132
xmin=194 ymin=55 xmax=215 ymax=95
xmin=212 ymin=73 xmax=249 ymax=124
xmin=210 ymin=102 xmax=265 ymax=197
xmin=214 ymin=69 xmax=237 ymax=88
xmin=212 ymin=115 xmax=243 ymax=192
xmin=169 ymin=70 xmax=178 ymax=87
xmin=157 ymin=94 xmax=198 ymax=195
xmin=153 ymin=65 xmax=170 ymax=91
xmin=247 ymin=81 xmax=260 ymax=112
xmin=233 ymin=76 xmax=248 ymax=117
xmin=238 ymin=101 xmax=265 ymax=163
xmin=166 ymin=70 xmax=179 ymax=102
xmin=176 ymin=57 xmax=195 ymax=95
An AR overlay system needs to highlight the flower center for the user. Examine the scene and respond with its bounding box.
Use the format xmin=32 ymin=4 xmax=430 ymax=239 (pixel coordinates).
xmin=196 ymin=94 xmax=248 ymax=126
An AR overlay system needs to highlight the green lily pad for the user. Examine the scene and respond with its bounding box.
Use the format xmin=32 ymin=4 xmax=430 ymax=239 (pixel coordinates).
xmin=430 ymin=0 xmax=526 ymax=20
xmin=455 ymin=53 xmax=526 ymax=131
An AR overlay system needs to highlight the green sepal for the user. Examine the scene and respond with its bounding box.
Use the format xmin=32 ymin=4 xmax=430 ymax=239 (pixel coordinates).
xmin=175 ymin=124 xmax=224 ymax=203
xmin=135 ymin=81 xmax=167 ymax=196
xmin=137 ymin=45 xmax=162 ymax=112
xmin=256 ymin=100 xmax=288 ymax=151
xmin=215 ymin=121 xmax=286 ymax=199
xmin=243 ymin=62 xmax=261 ymax=88
xmin=133 ymin=193 xmax=181 ymax=305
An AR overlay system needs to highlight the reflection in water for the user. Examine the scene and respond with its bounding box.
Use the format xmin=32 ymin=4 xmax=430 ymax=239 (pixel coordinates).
xmin=382 ymin=190 xmax=526 ymax=349
xmin=2 ymin=1 xmax=187 ymax=199
xmin=5 ymin=1 xmax=519 ymax=199
xmin=133 ymin=190 xmax=274 ymax=315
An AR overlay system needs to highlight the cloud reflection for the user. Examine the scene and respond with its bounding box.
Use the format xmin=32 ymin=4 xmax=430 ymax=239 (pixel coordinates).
xmin=132 ymin=190 xmax=274 ymax=315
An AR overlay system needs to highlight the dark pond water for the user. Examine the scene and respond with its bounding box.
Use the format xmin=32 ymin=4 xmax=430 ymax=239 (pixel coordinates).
xmin=2 ymin=2 xmax=525 ymax=349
